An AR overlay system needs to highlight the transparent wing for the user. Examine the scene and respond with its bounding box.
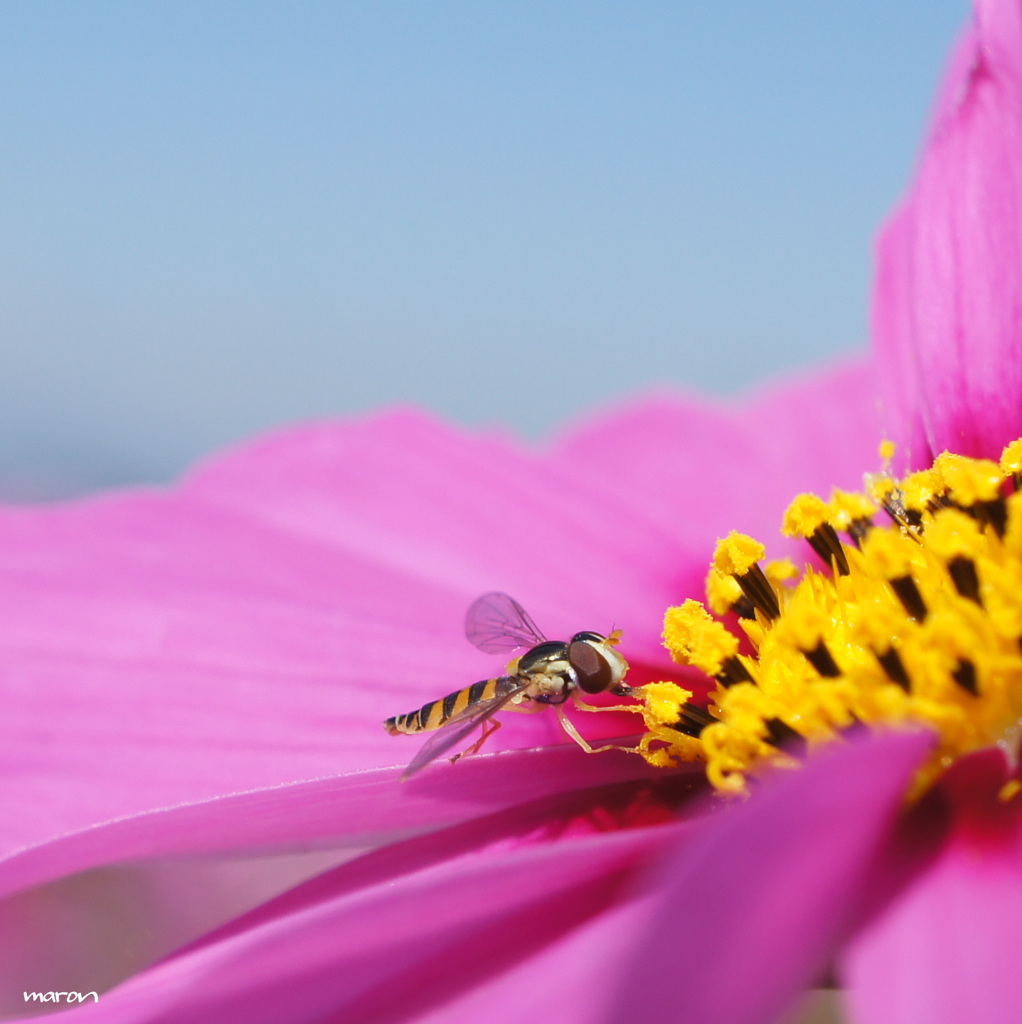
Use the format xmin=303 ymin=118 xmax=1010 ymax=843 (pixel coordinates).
xmin=402 ymin=680 xmax=525 ymax=779
xmin=465 ymin=592 xmax=546 ymax=654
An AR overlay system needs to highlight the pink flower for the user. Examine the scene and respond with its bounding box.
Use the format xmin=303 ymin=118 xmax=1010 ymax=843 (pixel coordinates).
xmin=5 ymin=2 xmax=1022 ymax=1023
xmin=627 ymin=3 xmax=1022 ymax=1022
xmin=0 ymin=371 xmax=879 ymax=1020
xmin=876 ymin=0 xmax=1022 ymax=465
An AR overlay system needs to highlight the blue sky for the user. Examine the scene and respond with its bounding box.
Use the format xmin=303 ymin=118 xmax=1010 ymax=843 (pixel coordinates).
xmin=0 ymin=1 xmax=967 ymax=493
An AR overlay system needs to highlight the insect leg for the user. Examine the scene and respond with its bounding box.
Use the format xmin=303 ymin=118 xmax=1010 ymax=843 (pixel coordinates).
xmin=571 ymin=690 xmax=642 ymax=714
xmin=553 ymin=704 xmax=638 ymax=755
xmin=451 ymin=717 xmax=503 ymax=763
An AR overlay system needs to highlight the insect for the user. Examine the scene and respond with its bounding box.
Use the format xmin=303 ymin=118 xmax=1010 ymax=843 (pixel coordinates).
xmin=384 ymin=592 xmax=634 ymax=778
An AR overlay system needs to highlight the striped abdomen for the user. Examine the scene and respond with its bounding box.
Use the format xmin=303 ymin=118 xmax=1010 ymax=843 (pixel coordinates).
xmin=384 ymin=677 xmax=510 ymax=735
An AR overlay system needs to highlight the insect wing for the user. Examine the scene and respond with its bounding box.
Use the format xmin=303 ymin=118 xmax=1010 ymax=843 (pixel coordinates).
xmin=465 ymin=592 xmax=546 ymax=654
xmin=402 ymin=680 xmax=525 ymax=779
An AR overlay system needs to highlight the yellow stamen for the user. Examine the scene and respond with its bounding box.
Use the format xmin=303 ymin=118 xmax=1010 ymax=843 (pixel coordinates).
xmin=782 ymin=494 xmax=832 ymax=539
xmin=713 ymin=532 xmax=766 ymax=576
xmin=627 ymin=439 xmax=1022 ymax=798
xmin=999 ymin=779 xmax=1022 ymax=803
xmin=663 ymin=601 xmax=739 ymax=676
xmin=932 ymin=452 xmax=1003 ymax=505
xmin=1001 ymin=440 xmax=1022 ymax=477
xmin=706 ymin=569 xmax=745 ymax=616
xmin=633 ymin=681 xmax=702 ymax=768
xmin=901 ymin=468 xmax=944 ymax=514
xmin=829 ymin=489 xmax=878 ymax=533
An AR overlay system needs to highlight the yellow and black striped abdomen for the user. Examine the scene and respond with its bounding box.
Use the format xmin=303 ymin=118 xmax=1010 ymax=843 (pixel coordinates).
xmin=384 ymin=677 xmax=505 ymax=735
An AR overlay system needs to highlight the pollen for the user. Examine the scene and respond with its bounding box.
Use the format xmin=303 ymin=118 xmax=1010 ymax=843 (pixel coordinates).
xmin=630 ymin=441 xmax=1022 ymax=797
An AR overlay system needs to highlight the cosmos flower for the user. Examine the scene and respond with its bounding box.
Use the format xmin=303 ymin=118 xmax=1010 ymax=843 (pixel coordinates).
xmin=617 ymin=3 xmax=1022 ymax=1022
xmin=875 ymin=0 xmax=1022 ymax=464
xmin=4 ymin=2 xmax=1021 ymax=1023
xmin=0 ymin=364 xmax=879 ymax=1019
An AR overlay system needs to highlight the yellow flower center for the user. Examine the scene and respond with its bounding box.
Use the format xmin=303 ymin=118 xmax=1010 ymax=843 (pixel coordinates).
xmin=632 ymin=439 xmax=1022 ymax=798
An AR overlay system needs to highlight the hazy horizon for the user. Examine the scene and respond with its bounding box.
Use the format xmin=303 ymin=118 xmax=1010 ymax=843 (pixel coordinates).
xmin=0 ymin=1 xmax=968 ymax=495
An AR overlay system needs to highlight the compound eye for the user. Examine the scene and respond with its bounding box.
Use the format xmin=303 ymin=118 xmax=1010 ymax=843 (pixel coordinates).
xmin=568 ymin=640 xmax=613 ymax=693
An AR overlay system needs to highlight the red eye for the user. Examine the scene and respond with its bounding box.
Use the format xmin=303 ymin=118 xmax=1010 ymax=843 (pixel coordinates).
xmin=568 ymin=641 xmax=612 ymax=693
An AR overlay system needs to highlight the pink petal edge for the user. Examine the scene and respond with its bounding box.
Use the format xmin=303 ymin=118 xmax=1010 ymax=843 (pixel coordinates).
xmin=874 ymin=0 xmax=1022 ymax=463
xmin=843 ymin=798 xmax=1022 ymax=1024
xmin=553 ymin=356 xmax=881 ymax=562
xmin=606 ymin=729 xmax=933 ymax=1024
xmin=6 ymin=824 xmax=677 ymax=1024
xmin=0 ymin=743 xmax=685 ymax=901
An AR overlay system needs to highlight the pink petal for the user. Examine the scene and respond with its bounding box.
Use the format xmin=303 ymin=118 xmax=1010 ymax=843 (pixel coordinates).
xmin=843 ymin=771 xmax=1022 ymax=1024
xmin=0 ymin=744 xmax=685 ymax=901
xmin=167 ymin=768 xmax=692 ymax=961
xmin=0 ymin=409 xmax=687 ymax=857
xmin=0 ymin=765 xmax=692 ymax=1011
xmin=553 ymin=356 xmax=882 ymax=572
xmin=607 ymin=730 xmax=933 ymax=1024
xmin=0 ymin=848 xmax=350 ymax=1020
xmin=3 ymin=821 xmax=677 ymax=1023
xmin=408 ymin=891 xmax=661 ymax=1024
xmin=874 ymin=0 xmax=1022 ymax=463
xmin=0 ymin=374 xmax=879 ymax=861
xmin=182 ymin=409 xmax=691 ymax=655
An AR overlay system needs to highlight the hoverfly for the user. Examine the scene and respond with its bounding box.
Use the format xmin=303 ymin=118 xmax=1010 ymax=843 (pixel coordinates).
xmin=384 ymin=592 xmax=633 ymax=778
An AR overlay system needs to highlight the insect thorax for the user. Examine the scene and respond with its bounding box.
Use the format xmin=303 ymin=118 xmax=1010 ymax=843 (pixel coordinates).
xmin=516 ymin=638 xmax=573 ymax=704
xmin=515 ymin=641 xmax=575 ymax=704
